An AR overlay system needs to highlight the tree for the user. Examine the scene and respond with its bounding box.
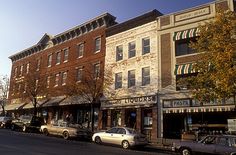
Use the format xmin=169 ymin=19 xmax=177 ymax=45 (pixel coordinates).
xmin=20 ymin=62 xmax=48 ymax=116
xmin=63 ymin=64 xmax=113 ymax=132
xmin=0 ymin=75 xmax=10 ymax=116
xmin=185 ymin=10 xmax=236 ymax=102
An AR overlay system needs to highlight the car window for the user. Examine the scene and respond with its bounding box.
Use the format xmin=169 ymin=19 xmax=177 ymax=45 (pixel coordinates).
xmin=217 ymin=137 xmax=229 ymax=146
xmin=203 ymin=136 xmax=216 ymax=144
xmin=106 ymin=128 xmax=118 ymax=133
xmin=117 ymin=128 xmax=126 ymax=134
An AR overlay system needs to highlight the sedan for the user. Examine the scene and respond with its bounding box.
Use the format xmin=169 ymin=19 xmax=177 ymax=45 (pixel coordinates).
xmin=92 ymin=127 xmax=148 ymax=149
xmin=40 ymin=120 xmax=92 ymax=140
xmin=172 ymin=134 xmax=236 ymax=155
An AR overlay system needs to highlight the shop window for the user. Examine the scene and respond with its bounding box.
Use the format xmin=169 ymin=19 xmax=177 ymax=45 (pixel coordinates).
xmin=115 ymin=72 xmax=122 ymax=89
xmin=111 ymin=110 xmax=121 ymax=127
xmin=128 ymin=70 xmax=135 ymax=88
xmin=175 ymin=37 xmax=197 ymax=56
xmin=142 ymin=37 xmax=150 ymax=55
xmin=128 ymin=41 xmax=136 ymax=58
xmin=176 ymin=73 xmax=197 ymax=91
xmin=116 ymin=45 xmax=123 ymax=61
xmin=143 ymin=109 xmax=152 ymax=127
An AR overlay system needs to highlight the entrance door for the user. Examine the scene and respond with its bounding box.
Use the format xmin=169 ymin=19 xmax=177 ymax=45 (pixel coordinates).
xmin=125 ymin=109 xmax=136 ymax=128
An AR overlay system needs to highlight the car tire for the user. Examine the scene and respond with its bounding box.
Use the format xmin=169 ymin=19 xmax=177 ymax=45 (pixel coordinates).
xmin=94 ymin=136 xmax=101 ymax=144
xmin=11 ymin=124 xmax=15 ymax=131
xmin=122 ymin=140 xmax=130 ymax=149
xmin=181 ymin=148 xmax=192 ymax=155
xmin=63 ymin=131 xmax=69 ymax=140
xmin=43 ymin=129 xmax=49 ymax=136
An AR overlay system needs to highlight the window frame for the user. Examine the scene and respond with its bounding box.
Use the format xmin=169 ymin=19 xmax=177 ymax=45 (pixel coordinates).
xmin=63 ymin=48 xmax=69 ymax=62
xmin=142 ymin=67 xmax=150 ymax=86
xmin=142 ymin=37 xmax=150 ymax=55
xmin=77 ymin=43 xmax=84 ymax=58
xmin=115 ymin=72 xmax=122 ymax=89
xmin=116 ymin=45 xmax=123 ymax=61
xmin=56 ymin=51 xmax=61 ymax=65
xmin=93 ymin=63 xmax=100 ymax=78
xmin=54 ymin=73 xmax=60 ymax=87
xmin=94 ymin=37 xmax=101 ymax=53
xmin=47 ymin=54 xmax=52 ymax=67
xmin=76 ymin=67 xmax=83 ymax=82
xmin=128 ymin=70 xmax=135 ymax=88
xmin=128 ymin=41 xmax=136 ymax=58
xmin=62 ymin=71 xmax=67 ymax=85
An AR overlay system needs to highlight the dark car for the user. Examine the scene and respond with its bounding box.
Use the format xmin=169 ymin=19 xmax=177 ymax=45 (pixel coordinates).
xmin=11 ymin=115 xmax=45 ymax=132
xmin=172 ymin=135 xmax=236 ymax=155
xmin=0 ymin=116 xmax=13 ymax=129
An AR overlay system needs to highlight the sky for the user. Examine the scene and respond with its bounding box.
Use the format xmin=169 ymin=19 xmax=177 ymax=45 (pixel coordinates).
xmin=0 ymin=0 xmax=215 ymax=77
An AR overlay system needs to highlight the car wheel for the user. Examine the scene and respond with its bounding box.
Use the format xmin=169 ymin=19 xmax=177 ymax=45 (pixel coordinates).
xmin=94 ymin=136 xmax=101 ymax=144
xmin=22 ymin=125 xmax=27 ymax=132
xmin=63 ymin=131 xmax=69 ymax=140
xmin=43 ymin=129 xmax=49 ymax=136
xmin=122 ymin=140 xmax=130 ymax=149
xmin=11 ymin=124 xmax=15 ymax=131
xmin=181 ymin=148 xmax=191 ymax=155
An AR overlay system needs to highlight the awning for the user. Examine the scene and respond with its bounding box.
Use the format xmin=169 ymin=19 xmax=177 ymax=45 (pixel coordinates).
xmin=174 ymin=63 xmax=195 ymax=75
xmin=59 ymin=96 xmax=89 ymax=106
xmin=173 ymin=28 xmax=199 ymax=41
xmin=22 ymin=99 xmax=48 ymax=109
xmin=41 ymin=96 xmax=65 ymax=107
xmin=5 ymin=103 xmax=26 ymax=111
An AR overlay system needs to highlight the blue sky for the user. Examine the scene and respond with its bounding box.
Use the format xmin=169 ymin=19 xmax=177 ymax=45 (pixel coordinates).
xmin=0 ymin=0 xmax=214 ymax=76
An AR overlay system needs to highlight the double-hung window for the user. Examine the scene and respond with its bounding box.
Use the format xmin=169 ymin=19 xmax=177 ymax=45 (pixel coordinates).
xmin=94 ymin=63 xmax=100 ymax=78
xmin=46 ymin=76 xmax=50 ymax=88
xmin=36 ymin=59 xmax=40 ymax=71
xmin=95 ymin=37 xmax=101 ymax=52
xmin=55 ymin=73 xmax=60 ymax=87
xmin=62 ymin=72 xmax=67 ymax=85
xmin=142 ymin=67 xmax=150 ymax=86
xmin=142 ymin=37 xmax=150 ymax=55
xmin=47 ymin=54 xmax=52 ymax=67
xmin=128 ymin=70 xmax=135 ymax=88
xmin=76 ymin=68 xmax=83 ymax=82
xmin=63 ymin=48 xmax=69 ymax=62
xmin=20 ymin=65 xmax=23 ymax=76
xmin=116 ymin=45 xmax=123 ymax=61
xmin=77 ymin=43 xmax=84 ymax=58
xmin=26 ymin=63 xmax=30 ymax=73
xmin=128 ymin=41 xmax=136 ymax=58
xmin=56 ymin=52 xmax=61 ymax=65
xmin=115 ymin=72 xmax=122 ymax=89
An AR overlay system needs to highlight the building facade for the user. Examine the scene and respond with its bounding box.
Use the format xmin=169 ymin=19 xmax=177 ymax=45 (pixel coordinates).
xmin=157 ymin=0 xmax=236 ymax=139
xmin=8 ymin=13 xmax=117 ymax=128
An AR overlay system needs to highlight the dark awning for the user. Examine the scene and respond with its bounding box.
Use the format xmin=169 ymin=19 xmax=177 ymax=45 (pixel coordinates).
xmin=173 ymin=28 xmax=199 ymax=41
xmin=174 ymin=63 xmax=195 ymax=75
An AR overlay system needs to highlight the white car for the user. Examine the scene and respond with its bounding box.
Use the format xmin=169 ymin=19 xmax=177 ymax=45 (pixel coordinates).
xmin=92 ymin=127 xmax=148 ymax=149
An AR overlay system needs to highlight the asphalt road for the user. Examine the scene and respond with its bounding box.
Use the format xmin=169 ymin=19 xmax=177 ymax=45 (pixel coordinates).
xmin=0 ymin=129 xmax=175 ymax=155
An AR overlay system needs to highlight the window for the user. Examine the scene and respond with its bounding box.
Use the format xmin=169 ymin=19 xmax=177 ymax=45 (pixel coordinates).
xmin=20 ymin=65 xmax=23 ymax=76
xmin=56 ymin=52 xmax=61 ymax=65
xmin=142 ymin=67 xmax=150 ymax=86
xmin=46 ymin=76 xmax=50 ymax=88
xmin=23 ymin=83 xmax=27 ymax=93
xmin=36 ymin=59 xmax=40 ymax=71
xmin=142 ymin=37 xmax=150 ymax=55
xmin=76 ymin=68 xmax=83 ymax=82
xmin=128 ymin=70 xmax=135 ymax=88
xmin=115 ymin=72 xmax=122 ymax=89
xmin=77 ymin=43 xmax=84 ymax=58
xmin=14 ymin=67 xmax=18 ymax=77
xmin=55 ymin=73 xmax=60 ymax=87
xmin=47 ymin=54 xmax=52 ymax=67
xmin=63 ymin=48 xmax=69 ymax=62
xmin=175 ymin=38 xmax=197 ymax=56
xmin=95 ymin=37 xmax=101 ymax=52
xmin=176 ymin=73 xmax=198 ymax=91
xmin=94 ymin=63 xmax=100 ymax=78
xmin=26 ymin=63 xmax=30 ymax=74
xmin=35 ymin=79 xmax=39 ymax=88
xmin=128 ymin=41 xmax=136 ymax=58
xmin=62 ymin=72 xmax=67 ymax=85
xmin=116 ymin=45 xmax=123 ymax=61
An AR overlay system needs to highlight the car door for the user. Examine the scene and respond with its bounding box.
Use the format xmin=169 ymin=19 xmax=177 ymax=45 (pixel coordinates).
xmin=102 ymin=127 xmax=118 ymax=144
xmin=193 ymin=136 xmax=217 ymax=154
xmin=214 ymin=137 xmax=235 ymax=155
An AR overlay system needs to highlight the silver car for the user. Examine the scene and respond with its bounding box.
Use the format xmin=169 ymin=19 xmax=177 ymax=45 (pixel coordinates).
xmin=40 ymin=120 xmax=92 ymax=140
xmin=172 ymin=135 xmax=236 ymax=155
xmin=92 ymin=127 xmax=148 ymax=149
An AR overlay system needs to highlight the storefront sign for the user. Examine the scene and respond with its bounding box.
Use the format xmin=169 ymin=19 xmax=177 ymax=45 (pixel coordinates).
xmin=175 ymin=7 xmax=210 ymax=22
xmin=163 ymin=99 xmax=191 ymax=108
xmin=101 ymin=95 xmax=157 ymax=108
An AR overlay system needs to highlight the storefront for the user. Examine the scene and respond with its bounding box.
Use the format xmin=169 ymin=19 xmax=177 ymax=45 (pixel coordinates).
xmin=100 ymin=95 xmax=158 ymax=142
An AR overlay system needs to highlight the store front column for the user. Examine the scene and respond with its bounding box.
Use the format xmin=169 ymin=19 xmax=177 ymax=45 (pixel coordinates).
xmin=136 ymin=108 xmax=142 ymax=132
xmin=107 ymin=109 xmax=111 ymax=129
xmin=151 ymin=106 xmax=158 ymax=142
xmin=121 ymin=109 xmax=125 ymax=126
xmin=98 ymin=110 xmax=103 ymax=130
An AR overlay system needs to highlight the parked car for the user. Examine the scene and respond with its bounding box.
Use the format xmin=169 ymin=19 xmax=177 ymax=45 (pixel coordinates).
xmin=172 ymin=134 xmax=236 ymax=155
xmin=11 ymin=115 xmax=45 ymax=132
xmin=40 ymin=120 xmax=92 ymax=140
xmin=0 ymin=116 xmax=13 ymax=129
xmin=92 ymin=127 xmax=148 ymax=149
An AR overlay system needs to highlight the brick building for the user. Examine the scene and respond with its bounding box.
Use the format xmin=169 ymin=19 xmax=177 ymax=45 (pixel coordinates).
xmin=8 ymin=13 xmax=116 ymax=127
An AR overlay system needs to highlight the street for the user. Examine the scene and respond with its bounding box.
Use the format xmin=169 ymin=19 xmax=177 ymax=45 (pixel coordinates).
xmin=0 ymin=129 xmax=175 ymax=155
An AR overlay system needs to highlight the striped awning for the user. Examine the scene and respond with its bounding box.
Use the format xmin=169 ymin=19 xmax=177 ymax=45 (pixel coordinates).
xmin=175 ymin=63 xmax=195 ymax=75
xmin=173 ymin=28 xmax=200 ymax=41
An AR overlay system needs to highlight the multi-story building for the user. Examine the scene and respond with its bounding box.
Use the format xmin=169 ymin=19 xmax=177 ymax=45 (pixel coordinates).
xmin=157 ymin=0 xmax=236 ymax=139
xmin=101 ymin=10 xmax=162 ymax=141
xmin=8 ymin=13 xmax=117 ymax=127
